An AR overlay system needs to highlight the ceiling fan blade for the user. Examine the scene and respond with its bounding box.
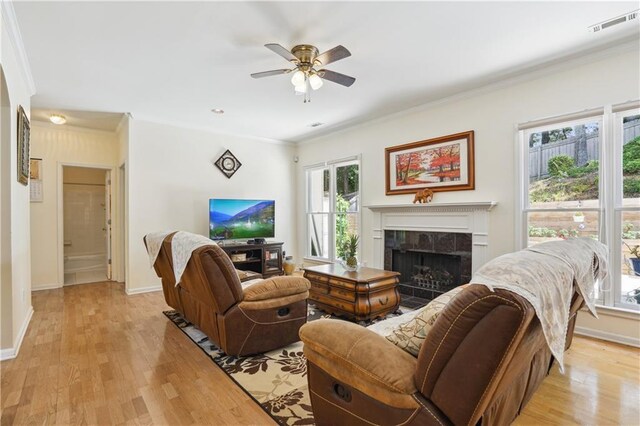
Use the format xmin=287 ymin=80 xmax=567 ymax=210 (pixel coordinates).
xmin=314 ymin=45 xmax=351 ymax=67
xmin=318 ymin=69 xmax=356 ymax=87
xmin=250 ymin=69 xmax=291 ymax=79
xmin=264 ymin=43 xmax=298 ymax=62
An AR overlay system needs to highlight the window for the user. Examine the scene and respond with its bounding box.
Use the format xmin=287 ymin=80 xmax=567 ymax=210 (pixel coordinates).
xmin=305 ymin=157 xmax=360 ymax=261
xmin=518 ymin=103 xmax=640 ymax=311
xmin=615 ymin=108 xmax=640 ymax=308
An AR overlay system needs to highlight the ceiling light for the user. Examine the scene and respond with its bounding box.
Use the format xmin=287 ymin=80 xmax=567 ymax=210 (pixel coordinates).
xmin=251 ymin=43 xmax=356 ymax=104
xmin=309 ymin=73 xmax=323 ymax=90
xmin=291 ymin=70 xmax=306 ymax=86
xmin=49 ymin=114 xmax=66 ymax=125
xmin=294 ymin=82 xmax=307 ymax=94
xmin=211 ymin=108 xmax=225 ymax=114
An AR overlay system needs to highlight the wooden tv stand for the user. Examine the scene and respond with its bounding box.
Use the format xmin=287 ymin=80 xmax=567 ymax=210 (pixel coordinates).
xmin=218 ymin=241 xmax=284 ymax=278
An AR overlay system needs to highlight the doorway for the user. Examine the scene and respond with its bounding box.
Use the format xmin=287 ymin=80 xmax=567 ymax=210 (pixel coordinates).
xmin=62 ymin=165 xmax=112 ymax=285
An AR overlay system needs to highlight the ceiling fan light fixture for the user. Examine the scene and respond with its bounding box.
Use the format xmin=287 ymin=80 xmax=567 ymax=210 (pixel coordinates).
xmin=309 ymin=73 xmax=323 ymax=90
xmin=291 ymin=70 xmax=306 ymax=86
xmin=49 ymin=114 xmax=66 ymax=125
xmin=294 ymin=82 xmax=308 ymax=94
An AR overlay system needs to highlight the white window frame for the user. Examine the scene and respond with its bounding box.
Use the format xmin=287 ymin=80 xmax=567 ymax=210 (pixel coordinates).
xmin=612 ymin=104 xmax=640 ymax=309
xmin=304 ymin=155 xmax=361 ymax=262
xmin=516 ymin=103 xmax=640 ymax=312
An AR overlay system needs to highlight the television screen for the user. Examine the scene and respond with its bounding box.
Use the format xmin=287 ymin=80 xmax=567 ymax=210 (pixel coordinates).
xmin=209 ymin=199 xmax=275 ymax=240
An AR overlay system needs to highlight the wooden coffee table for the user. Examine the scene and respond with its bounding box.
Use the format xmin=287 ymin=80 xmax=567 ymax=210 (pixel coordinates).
xmin=304 ymin=264 xmax=400 ymax=321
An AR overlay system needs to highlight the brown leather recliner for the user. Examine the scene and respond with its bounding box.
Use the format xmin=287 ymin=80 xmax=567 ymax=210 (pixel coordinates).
xmin=299 ymin=284 xmax=585 ymax=426
xmin=148 ymin=233 xmax=311 ymax=356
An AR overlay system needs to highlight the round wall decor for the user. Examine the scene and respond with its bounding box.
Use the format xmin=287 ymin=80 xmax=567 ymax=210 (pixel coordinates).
xmin=214 ymin=149 xmax=242 ymax=178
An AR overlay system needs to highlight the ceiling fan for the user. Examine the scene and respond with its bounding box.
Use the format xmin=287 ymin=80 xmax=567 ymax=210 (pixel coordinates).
xmin=251 ymin=43 xmax=356 ymax=103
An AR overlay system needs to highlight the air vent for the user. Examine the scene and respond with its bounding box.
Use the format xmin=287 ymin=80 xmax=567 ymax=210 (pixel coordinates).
xmin=589 ymin=9 xmax=639 ymax=33
xmin=309 ymin=122 xmax=324 ymax=128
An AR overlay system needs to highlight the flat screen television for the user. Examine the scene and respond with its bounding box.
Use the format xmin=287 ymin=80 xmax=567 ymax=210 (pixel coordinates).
xmin=209 ymin=199 xmax=275 ymax=240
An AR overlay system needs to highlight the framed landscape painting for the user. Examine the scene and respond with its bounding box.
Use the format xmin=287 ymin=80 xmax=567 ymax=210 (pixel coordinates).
xmin=17 ymin=105 xmax=30 ymax=186
xmin=385 ymin=130 xmax=475 ymax=195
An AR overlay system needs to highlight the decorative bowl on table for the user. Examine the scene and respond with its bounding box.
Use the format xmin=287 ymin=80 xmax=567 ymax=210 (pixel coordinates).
xmin=339 ymin=260 xmax=359 ymax=272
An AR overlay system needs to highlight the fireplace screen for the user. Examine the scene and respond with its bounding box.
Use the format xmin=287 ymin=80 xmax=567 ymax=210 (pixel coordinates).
xmin=392 ymin=250 xmax=461 ymax=293
xmin=385 ymin=230 xmax=472 ymax=303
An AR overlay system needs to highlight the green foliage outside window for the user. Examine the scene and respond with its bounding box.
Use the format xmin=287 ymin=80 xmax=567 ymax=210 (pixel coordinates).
xmin=623 ymin=137 xmax=640 ymax=174
xmin=547 ymin=155 xmax=574 ymax=177
xmin=335 ymin=194 xmax=350 ymax=260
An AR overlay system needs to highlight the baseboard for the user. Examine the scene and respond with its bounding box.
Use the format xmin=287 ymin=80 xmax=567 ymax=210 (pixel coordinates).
xmin=31 ymin=283 xmax=62 ymax=291
xmin=574 ymin=326 xmax=640 ymax=348
xmin=0 ymin=305 xmax=34 ymax=361
xmin=125 ymin=285 xmax=162 ymax=295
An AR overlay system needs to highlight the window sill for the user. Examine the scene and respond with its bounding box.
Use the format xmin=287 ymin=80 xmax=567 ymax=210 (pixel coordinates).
xmin=303 ymin=257 xmax=335 ymax=266
xmin=582 ymin=304 xmax=640 ymax=320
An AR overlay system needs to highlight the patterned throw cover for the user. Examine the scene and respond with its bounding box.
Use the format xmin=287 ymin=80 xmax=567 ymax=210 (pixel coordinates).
xmin=170 ymin=231 xmax=217 ymax=286
xmin=471 ymin=238 xmax=608 ymax=371
xmin=144 ymin=231 xmax=217 ymax=286
xmin=144 ymin=230 xmax=175 ymax=266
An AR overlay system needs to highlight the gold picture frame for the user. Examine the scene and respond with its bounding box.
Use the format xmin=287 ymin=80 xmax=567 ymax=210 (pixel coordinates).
xmin=385 ymin=130 xmax=475 ymax=195
xmin=17 ymin=105 xmax=30 ymax=185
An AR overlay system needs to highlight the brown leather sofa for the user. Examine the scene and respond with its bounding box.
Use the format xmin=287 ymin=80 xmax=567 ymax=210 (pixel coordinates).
xmin=299 ymin=284 xmax=585 ymax=426
xmin=148 ymin=232 xmax=311 ymax=356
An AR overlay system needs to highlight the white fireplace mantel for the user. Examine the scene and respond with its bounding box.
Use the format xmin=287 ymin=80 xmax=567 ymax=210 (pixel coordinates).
xmin=366 ymin=201 xmax=497 ymax=274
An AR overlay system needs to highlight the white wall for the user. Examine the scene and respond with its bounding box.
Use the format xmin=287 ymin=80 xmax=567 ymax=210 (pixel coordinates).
xmin=29 ymin=123 xmax=119 ymax=289
xmin=126 ymin=120 xmax=296 ymax=294
xmin=116 ymin=115 xmax=129 ymax=284
xmin=0 ymin=2 xmax=35 ymax=358
xmin=296 ymin=44 xmax=640 ymax=344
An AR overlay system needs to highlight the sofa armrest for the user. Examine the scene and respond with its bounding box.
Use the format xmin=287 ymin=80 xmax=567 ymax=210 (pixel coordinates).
xmin=236 ymin=269 xmax=263 ymax=282
xmin=243 ymin=276 xmax=310 ymax=301
xmin=300 ymin=319 xmax=418 ymax=409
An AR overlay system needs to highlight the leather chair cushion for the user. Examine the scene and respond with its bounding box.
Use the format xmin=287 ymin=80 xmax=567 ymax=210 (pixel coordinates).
xmin=385 ymin=284 xmax=468 ymax=356
xmin=300 ymin=319 xmax=419 ymax=409
xmin=243 ymin=276 xmax=311 ymax=301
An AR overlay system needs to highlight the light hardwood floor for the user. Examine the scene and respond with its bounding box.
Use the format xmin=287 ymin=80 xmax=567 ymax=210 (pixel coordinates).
xmin=1 ymin=282 xmax=638 ymax=425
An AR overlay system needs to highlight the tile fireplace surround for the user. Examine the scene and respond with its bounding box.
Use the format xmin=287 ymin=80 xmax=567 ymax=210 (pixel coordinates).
xmin=367 ymin=202 xmax=497 ymax=295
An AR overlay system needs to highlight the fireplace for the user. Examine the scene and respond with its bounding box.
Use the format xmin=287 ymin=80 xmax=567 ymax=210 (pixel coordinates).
xmin=368 ymin=201 xmax=496 ymax=307
xmin=385 ymin=230 xmax=472 ymax=306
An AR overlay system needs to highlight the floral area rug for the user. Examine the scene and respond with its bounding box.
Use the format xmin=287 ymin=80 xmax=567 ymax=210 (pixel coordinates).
xmin=163 ymin=303 xmax=406 ymax=425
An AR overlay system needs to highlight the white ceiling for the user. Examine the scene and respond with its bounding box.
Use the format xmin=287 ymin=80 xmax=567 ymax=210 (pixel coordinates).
xmin=14 ymin=1 xmax=640 ymax=142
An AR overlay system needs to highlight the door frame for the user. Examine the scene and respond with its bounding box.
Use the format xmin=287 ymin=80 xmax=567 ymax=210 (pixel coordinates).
xmin=57 ymin=162 xmax=118 ymax=286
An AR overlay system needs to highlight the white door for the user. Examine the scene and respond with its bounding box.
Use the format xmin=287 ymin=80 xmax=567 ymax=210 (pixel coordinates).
xmin=105 ymin=170 xmax=112 ymax=280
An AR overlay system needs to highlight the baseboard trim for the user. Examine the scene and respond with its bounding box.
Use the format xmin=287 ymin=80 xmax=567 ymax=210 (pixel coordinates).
xmin=31 ymin=283 xmax=63 ymax=291
xmin=125 ymin=285 xmax=162 ymax=295
xmin=574 ymin=326 xmax=640 ymax=348
xmin=0 ymin=305 xmax=34 ymax=361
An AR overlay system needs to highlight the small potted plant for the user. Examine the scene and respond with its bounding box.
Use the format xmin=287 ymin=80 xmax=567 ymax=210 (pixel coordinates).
xmin=573 ymin=212 xmax=585 ymax=223
xmin=624 ymin=241 xmax=640 ymax=275
xmin=341 ymin=234 xmax=359 ymax=272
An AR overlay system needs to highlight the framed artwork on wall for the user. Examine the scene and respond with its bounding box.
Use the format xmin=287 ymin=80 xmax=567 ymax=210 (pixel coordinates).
xmin=30 ymin=158 xmax=43 ymax=202
xmin=17 ymin=105 xmax=30 ymax=186
xmin=385 ymin=130 xmax=475 ymax=195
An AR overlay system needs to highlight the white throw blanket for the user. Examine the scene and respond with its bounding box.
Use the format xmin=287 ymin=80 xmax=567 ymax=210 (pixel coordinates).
xmin=144 ymin=231 xmax=217 ymax=286
xmin=170 ymin=231 xmax=217 ymax=286
xmin=471 ymin=238 xmax=608 ymax=372
xmin=144 ymin=231 xmax=175 ymax=267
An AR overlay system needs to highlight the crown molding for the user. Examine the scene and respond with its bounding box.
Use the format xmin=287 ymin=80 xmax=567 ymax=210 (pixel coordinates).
xmin=1 ymin=0 xmax=36 ymax=96
xmin=298 ymin=36 xmax=640 ymax=146
xmin=31 ymin=119 xmax=119 ymax=137
xmin=134 ymin=116 xmax=295 ymax=147
xmin=115 ymin=113 xmax=130 ymax=134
